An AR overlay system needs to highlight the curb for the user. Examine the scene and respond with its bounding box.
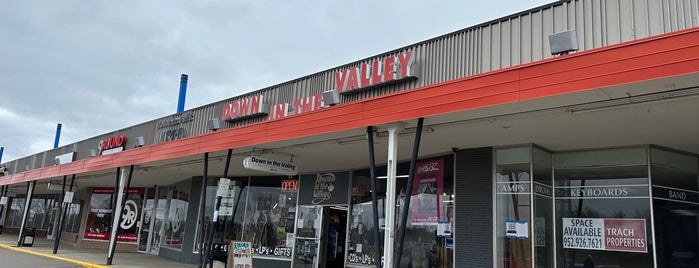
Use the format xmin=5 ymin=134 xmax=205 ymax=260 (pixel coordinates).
xmin=0 ymin=243 xmax=109 ymax=268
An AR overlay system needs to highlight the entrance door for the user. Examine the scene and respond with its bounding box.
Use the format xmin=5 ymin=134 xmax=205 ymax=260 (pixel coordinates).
xmin=292 ymin=205 xmax=348 ymax=268
xmin=138 ymin=186 xmax=169 ymax=254
xmin=323 ymin=206 xmax=348 ymax=268
xmin=293 ymin=206 xmax=323 ymax=268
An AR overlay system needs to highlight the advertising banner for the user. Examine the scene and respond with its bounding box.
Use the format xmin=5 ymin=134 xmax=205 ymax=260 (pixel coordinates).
xmin=410 ymin=158 xmax=444 ymax=225
xmin=562 ymin=218 xmax=647 ymax=253
xmin=84 ymin=187 xmax=145 ymax=243
xmin=227 ymin=241 xmax=253 ymax=268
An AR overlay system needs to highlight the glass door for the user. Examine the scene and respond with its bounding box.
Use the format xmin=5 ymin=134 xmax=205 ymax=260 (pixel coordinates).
xmin=138 ymin=186 xmax=169 ymax=254
xmin=293 ymin=206 xmax=323 ymax=268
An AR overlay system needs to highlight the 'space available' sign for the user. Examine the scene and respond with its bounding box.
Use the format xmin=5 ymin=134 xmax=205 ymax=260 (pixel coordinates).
xmin=562 ymin=217 xmax=647 ymax=253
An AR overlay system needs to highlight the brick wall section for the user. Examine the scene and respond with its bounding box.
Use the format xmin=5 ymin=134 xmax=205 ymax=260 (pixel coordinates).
xmin=455 ymin=147 xmax=493 ymax=267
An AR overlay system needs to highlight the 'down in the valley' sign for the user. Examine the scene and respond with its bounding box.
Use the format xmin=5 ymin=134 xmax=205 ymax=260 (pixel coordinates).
xmin=562 ymin=218 xmax=647 ymax=253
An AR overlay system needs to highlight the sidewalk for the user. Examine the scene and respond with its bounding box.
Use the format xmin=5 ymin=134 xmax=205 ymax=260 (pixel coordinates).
xmin=0 ymin=233 xmax=197 ymax=268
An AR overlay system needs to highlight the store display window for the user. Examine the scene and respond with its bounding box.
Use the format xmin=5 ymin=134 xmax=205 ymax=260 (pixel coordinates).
xmin=84 ymin=187 xmax=145 ymax=243
xmin=242 ymin=176 xmax=297 ymax=258
xmin=348 ymin=156 xmax=454 ymax=267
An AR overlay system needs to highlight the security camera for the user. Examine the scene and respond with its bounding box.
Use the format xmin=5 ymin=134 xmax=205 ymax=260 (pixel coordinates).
xmin=451 ymin=147 xmax=459 ymax=153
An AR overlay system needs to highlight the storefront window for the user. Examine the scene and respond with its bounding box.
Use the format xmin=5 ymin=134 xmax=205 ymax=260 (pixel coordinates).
xmin=64 ymin=200 xmax=83 ymax=233
xmin=164 ymin=180 xmax=191 ymax=250
xmin=6 ymin=198 xmax=25 ymax=228
xmin=533 ymin=147 xmax=553 ymax=268
xmin=4 ymin=195 xmax=60 ymax=230
xmin=84 ymin=187 xmax=145 ymax=243
xmin=495 ymin=146 xmax=532 ymax=268
xmin=241 ymin=176 xmax=296 ymax=259
xmin=554 ymin=147 xmax=652 ymax=268
xmin=650 ymin=147 xmax=699 ymax=267
xmin=196 ymin=177 xmax=249 ymax=256
xmin=349 ymin=156 xmax=454 ymax=267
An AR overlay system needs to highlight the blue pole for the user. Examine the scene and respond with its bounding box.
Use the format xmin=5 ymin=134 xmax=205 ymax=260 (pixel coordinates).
xmin=54 ymin=123 xmax=62 ymax=149
xmin=177 ymin=74 xmax=188 ymax=113
xmin=0 ymin=146 xmax=4 ymax=163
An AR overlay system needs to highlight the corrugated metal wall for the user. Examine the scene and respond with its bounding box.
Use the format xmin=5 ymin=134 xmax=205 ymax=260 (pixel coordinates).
xmin=4 ymin=0 xmax=699 ymax=171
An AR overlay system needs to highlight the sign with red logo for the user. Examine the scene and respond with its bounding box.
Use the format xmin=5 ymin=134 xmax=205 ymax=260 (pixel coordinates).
xmin=410 ymin=158 xmax=444 ymax=225
xmin=99 ymin=135 xmax=127 ymax=155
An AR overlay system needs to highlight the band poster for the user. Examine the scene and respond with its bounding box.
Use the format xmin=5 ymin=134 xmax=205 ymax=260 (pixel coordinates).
xmin=410 ymin=158 xmax=444 ymax=225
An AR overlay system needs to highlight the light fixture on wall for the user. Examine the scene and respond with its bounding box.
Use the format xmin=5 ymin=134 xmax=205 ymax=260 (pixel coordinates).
xmin=135 ymin=136 xmax=145 ymax=147
xmin=548 ymin=29 xmax=579 ymax=55
xmin=208 ymin=118 xmax=221 ymax=131
xmin=322 ymin=90 xmax=340 ymax=107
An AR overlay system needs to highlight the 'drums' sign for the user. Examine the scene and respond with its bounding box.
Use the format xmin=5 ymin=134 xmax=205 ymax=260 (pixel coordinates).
xmin=242 ymin=156 xmax=297 ymax=176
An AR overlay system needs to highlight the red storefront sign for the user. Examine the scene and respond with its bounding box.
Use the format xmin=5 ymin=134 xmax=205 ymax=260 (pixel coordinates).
xmin=604 ymin=218 xmax=647 ymax=253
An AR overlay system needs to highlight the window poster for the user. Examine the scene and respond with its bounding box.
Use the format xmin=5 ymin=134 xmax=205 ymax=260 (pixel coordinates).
xmin=410 ymin=158 xmax=444 ymax=225
xmin=562 ymin=218 xmax=647 ymax=253
xmin=84 ymin=187 xmax=145 ymax=243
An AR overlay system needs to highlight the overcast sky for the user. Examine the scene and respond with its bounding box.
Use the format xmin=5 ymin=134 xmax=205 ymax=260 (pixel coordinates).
xmin=0 ymin=0 xmax=551 ymax=162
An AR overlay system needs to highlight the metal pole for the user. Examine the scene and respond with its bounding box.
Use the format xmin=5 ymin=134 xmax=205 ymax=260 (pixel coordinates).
xmin=17 ymin=181 xmax=36 ymax=247
xmin=52 ymin=175 xmax=67 ymax=254
xmin=394 ymin=118 xmax=424 ymax=268
xmin=107 ymin=165 xmax=134 ymax=265
xmin=382 ymin=122 xmax=404 ymax=268
xmin=367 ymin=126 xmax=382 ymax=268
xmin=0 ymin=185 xmax=6 ymax=234
xmin=112 ymin=167 xmax=121 ymax=213
xmin=207 ymin=149 xmax=232 ymax=268
xmin=198 ymin=153 xmax=209 ymax=268
xmin=53 ymin=174 xmax=75 ymax=254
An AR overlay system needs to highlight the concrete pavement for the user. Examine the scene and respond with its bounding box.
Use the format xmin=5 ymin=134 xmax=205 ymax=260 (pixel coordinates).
xmin=0 ymin=233 xmax=198 ymax=268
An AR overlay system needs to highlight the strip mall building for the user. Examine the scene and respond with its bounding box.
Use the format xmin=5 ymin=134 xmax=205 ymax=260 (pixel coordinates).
xmin=1 ymin=1 xmax=699 ymax=267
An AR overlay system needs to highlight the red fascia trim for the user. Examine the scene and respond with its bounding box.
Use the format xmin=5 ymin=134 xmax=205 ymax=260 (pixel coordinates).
xmin=3 ymin=26 xmax=699 ymax=185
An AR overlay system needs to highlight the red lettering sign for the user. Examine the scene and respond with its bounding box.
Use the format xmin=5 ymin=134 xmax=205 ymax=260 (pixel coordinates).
xmin=334 ymin=51 xmax=415 ymax=93
xmin=270 ymin=103 xmax=289 ymax=120
xmin=100 ymin=135 xmax=127 ymax=151
xmin=604 ymin=219 xmax=647 ymax=253
xmin=222 ymin=95 xmax=266 ymax=122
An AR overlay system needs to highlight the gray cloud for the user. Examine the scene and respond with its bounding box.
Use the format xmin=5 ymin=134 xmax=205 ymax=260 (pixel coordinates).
xmin=0 ymin=0 xmax=549 ymax=162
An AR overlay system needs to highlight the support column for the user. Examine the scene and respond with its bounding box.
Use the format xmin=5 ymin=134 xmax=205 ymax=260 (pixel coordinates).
xmin=382 ymin=122 xmax=404 ymax=268
xmin=198 ymin=153 xmax=209 ymax=268
xmin=54 ymin=174 xmax=76 ymax=254
xmin=17 ymin=181 xmax=36 ymax=247
xmin=394 ymin=118 xmax=423 ymax=268
xmin=107 ymin=166 xmax=134 ymax=265
xmin=0 ymin=185 xmax=7 ymax=234
xmin=367 ymin=126 xmax=382 ymax=268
